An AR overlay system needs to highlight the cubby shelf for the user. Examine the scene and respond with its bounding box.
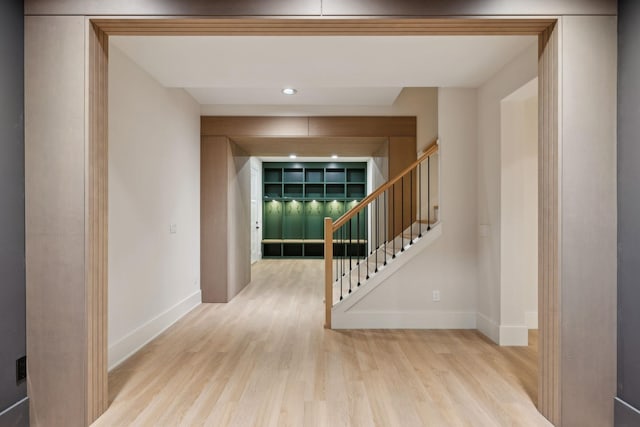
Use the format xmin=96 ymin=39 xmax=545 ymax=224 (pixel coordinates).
xmin=262 ymin=162 xmax=368 ymax=258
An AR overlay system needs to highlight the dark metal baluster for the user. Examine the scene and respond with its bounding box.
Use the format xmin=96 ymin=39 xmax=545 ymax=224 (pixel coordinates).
xmin=349 ymin=219 xmax=352 ymax=294
xmin=340 ymin=226 xmax=344 ymax=301
xmin=375 ymin=197 xmax=379 ymax=273
xmin=335 ymin=230 xmax=341 ymax=300
xmin=409 ymin=169 xmax=413 ymax=245
xmin=419 ymin=162 xmax=423 ymax=238
xmin=392 ymin=183 xmax=396 ymax=259
xmin=366 ymin=208 xmax=370 ymax=280
xmin=340 ymin=225 xmax=347 ymax=277
xmin=383 ymin=190 xmax=387 ymax=266
xmin=427 ymin=156 xmax=431 ymax=231
xmin=401 ymin=176 xmax=405 ymax=252
xmin=357 ymin=210 xmax=361 ymax=287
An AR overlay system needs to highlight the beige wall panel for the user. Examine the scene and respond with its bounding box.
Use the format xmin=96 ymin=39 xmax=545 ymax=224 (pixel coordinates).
xmin=202 ymin=116 xmax=309 ymax=137
xmin=322 ymin=0 xmax=616 ymax=16
xmin=25 ymin=0 xmax=320 ymax=16
xmin=559 ymin=15 xmax=617 ymax=427
xmin=201 ymin=136 xmax=229 ymax=303
xmin=227 ymin=142 xmax=252 ymax=300
xmin=25 ymin=16 xmax=88 ymax=427
xmin=24 ymin=0 xmax=615 ymax=17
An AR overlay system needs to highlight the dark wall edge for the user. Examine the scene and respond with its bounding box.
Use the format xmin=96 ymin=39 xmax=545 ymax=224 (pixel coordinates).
xmin=615 ymin=398 xmax=640 ymax=427
xmin=0 ymin=398 xmax=29 ymax=427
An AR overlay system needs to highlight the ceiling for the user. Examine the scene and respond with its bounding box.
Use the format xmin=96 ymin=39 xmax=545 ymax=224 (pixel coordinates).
xmin=111 ymin=35 xmax=536 ymax=107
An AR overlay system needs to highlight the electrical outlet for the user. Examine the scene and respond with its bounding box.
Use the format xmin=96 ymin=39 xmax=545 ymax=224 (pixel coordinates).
xmin=16 ymin=356 xmax=26 ymax=384
xmin=170 ymin=223 xmax=177 ymax=234
xmin=432 ymin=290 xmax=441 ymax=302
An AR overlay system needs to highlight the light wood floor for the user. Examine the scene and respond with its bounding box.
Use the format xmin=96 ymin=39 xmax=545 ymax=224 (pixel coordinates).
xmin=93 ymin=260 xmax=551 ymax=427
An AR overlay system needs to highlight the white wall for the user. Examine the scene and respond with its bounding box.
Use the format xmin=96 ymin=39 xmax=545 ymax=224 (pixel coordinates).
xmin=476 ymin=43 xmax=538 ymax=343
xmin=335 ymin=89 xmax=478 ymax=328
xmin=499 ymin=83 xmax=538 ymax=345
xmin=108 ymin=46 xmax=201 ymax=369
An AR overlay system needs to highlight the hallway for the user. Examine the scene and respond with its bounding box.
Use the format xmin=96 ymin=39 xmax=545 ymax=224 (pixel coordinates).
xmin=94 ymin=260 xmax=550 ymax=426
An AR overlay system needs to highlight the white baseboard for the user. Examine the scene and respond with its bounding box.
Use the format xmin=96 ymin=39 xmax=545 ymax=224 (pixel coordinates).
xmin=477 ymin=313 xmax=529 ymax=346
xmin=499 ymin=324 xmax=529 ymax=346
xmin=332 ymin=310 xmax=476 ymax=329
xmin=476 ymin=312 xmax=500 ymax=344
xmin=525 ymin=311 xmax=538 ymax=329
xmin=108 ymin=290 xmax=201 ymax=370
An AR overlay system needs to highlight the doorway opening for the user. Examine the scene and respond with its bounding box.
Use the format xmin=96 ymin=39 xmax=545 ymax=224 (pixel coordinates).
xmin=90 ymin=20 xmax=552 ymax=424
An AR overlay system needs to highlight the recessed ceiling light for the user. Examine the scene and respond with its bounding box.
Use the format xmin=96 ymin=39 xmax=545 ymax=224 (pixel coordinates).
xmin=331 ymin=154 xmax=338 ymax=159
xmin=289 ymin=154 xmax=297 ymax=159
xmin=282 ymin=88 xmax=297 ymax=95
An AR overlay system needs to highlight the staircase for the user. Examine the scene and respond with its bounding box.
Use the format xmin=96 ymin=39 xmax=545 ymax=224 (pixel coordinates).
xmin=324 ymin=139 xmax=439 ymax=328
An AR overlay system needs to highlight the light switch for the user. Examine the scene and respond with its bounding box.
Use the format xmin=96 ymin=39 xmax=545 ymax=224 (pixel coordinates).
xmin=170 ymin=223 xmax=177 ymax=234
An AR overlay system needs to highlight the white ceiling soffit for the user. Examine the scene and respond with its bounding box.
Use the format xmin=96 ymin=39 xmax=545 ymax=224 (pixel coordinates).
xmin=186 ymin=87 xmax=403 ymax=106
xmin=111 ymin=35 xmax=536 ymax=106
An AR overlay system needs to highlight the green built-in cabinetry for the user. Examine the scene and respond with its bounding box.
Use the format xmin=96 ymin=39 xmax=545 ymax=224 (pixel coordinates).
xmin=262 ymin=162 xmax=368 ymax=258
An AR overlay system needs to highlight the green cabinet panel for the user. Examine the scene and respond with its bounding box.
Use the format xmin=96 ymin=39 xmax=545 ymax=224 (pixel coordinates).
xmin=325 ymin=200 xmax=345 ymax=221
xmin=305 ymin=168 xmax=324 ymax=183
xmin=283 ymin=201 xmax=304 ymax=239
xmin=305 ymin=201 xmax=324 ymax=239
xmin=262 ymin=161 xmax=367 ymax=258
xmin=263 ymin=200 xmax=283 ymax=239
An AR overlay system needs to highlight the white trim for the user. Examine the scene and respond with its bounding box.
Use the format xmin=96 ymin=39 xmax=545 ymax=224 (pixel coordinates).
xmin=476 ymin=312 xmax=500 ymax=344
xmin=332 ymin=310 xmax=476 ymax=329
xmin=499 ymin=324 xmax=529 ymax=346
xmin=108 ymin=290 xmax=201 ymax=370
xmin=525 ymin=311 xmax=538 ymax=329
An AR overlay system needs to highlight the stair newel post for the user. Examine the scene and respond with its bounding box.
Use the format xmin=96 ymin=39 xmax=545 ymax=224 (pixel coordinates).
xmin=383 ymin=189 xmax=387 ymax=266
xmin=348 ymin=218 xmax=352 ymax=294
xmin=401 ymin=175 xmax=405 ymax=252
xmin=418 ymin=160 xmax=423 ymax=238
xmin=427 ymin=156 xmax=431 ymax=231
xmin=324 ymin=217 xmax=333 ymax=329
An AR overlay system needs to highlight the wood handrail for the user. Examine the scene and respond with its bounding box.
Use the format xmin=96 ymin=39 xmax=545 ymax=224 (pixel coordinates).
xmin=332 ymin=138 xmax=439 ymax=230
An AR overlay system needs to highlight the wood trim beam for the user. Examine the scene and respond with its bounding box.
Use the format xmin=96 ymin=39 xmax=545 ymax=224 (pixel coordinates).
xmin=308 ymin=117 xmax=416 ymax=137
xmin=92 ymin=18 xmax=556 ymax=36
xmin=201 ymin=116 xmax=417 ymax=138
xmin=201 ymin=116 xmax=309 ymax=137
xmin=537 ymin=22 xmax=560 ymax=426
xmin=78 ymin=16 xmax=560 ymax=427
xmin=86 ymin=21 xmax=109 ymax=424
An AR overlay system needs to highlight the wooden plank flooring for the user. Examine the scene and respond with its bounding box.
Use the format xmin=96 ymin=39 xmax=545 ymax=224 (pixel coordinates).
xmin=93 ymin=260 xmax=551 ymax=427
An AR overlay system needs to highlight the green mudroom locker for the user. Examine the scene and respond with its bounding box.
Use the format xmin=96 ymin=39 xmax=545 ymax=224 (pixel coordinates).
xmin=262 ymin=162 xmax=368 ymax=258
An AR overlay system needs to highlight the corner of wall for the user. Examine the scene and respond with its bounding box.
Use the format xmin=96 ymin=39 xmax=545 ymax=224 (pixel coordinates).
xmin=476 ymin=312 xmax=500 ymax=344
